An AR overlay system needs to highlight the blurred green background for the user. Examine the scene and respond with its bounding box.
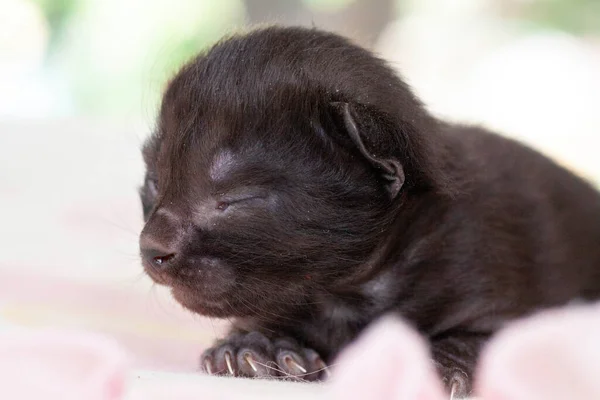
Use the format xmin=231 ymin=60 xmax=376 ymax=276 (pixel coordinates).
xmin=3 ymin=0 xmax=599 ymax=120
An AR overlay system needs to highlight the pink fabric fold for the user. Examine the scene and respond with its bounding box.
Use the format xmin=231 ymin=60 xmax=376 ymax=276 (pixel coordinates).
xmin=0 ymin=329 xmax=129 ymax=400
xmin=476 ymin=303 xmax=600 ymax=400
xmin=2 ymin=302 xmax=599 ymax=399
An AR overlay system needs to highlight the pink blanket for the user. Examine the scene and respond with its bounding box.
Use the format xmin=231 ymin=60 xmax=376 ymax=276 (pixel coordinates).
xmin=332 ymin=303 xmax=600 ymax=400
xmin=0 ymin=329 xmax=128 ymax=400
xmin=2 ymin=303 xmax=599 ymax=399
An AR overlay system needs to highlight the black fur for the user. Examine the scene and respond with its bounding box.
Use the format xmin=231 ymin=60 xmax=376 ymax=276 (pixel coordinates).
xmin=139 ymin=26 xmax=600 ymax=395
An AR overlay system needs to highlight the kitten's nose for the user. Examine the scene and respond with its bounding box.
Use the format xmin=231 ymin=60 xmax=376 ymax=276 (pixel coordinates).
xmin=139 ymin=237 xmax=176 ymax=269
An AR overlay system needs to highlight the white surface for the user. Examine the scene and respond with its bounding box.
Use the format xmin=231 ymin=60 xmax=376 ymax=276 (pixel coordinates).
xmin=128 ymin=370 xmax=326 ymax=400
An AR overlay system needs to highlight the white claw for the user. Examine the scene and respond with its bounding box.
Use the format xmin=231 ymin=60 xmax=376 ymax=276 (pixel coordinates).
xmin=204 ymin=360 xmax=213 ymax=375
xmin=450 ymin=381 xmax=457 ymax=400
xmin=244 ymin=353 xmax=258 ymax=372
xmin=225 ymin=352 xmax=235 ymax=375
xmin=285 ymin=356 xmax=307 ymax=373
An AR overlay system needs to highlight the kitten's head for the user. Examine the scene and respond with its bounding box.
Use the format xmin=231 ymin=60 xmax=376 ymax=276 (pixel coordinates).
xmin=139 ymin=26 xmax=449 ymax=318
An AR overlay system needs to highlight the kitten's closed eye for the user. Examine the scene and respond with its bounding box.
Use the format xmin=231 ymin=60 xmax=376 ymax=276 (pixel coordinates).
xmin=215 ymin=194 xmax=267 ymax=211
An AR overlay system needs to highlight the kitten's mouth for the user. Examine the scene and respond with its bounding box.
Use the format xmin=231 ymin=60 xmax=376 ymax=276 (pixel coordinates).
xmin=141 ymin=258 xmax=242 ymax=317
xmin=142 ymin=262 xmax=172 ymax=286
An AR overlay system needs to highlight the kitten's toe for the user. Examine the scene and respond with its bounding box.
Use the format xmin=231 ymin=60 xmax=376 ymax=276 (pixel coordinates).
xmin=273 ymin=338 xmax=328 ymax=381
xmin=235 ymin=331 xmax=277 ymax=377
xmin=447 ymin=369 xmax=469 ymax=399
xmin=200 ymin=342 xmax=238 ymax=375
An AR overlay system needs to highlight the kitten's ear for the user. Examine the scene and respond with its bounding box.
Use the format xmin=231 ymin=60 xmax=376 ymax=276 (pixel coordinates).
xmin=330 ymin=102 xmax=405 ymax=199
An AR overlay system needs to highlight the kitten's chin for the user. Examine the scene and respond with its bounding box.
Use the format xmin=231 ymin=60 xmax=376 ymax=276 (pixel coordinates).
xmin=170 ymin=286 xmax=235 ymax=318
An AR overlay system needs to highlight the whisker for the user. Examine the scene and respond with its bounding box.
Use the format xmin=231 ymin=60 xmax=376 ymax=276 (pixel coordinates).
xmin=250 ymin=359 xmax=336 ymax=382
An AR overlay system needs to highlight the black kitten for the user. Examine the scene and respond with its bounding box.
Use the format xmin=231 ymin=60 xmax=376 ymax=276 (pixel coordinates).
xmin=139 ymin=26 xmax=600 ymax=396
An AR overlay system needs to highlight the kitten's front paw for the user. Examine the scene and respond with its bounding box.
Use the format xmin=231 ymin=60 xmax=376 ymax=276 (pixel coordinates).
xmin=200 ymin=331 xmax=328 ymax=381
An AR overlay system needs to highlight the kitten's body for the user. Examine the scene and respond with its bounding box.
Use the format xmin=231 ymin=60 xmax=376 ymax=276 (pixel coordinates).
xmin=139 ymin=26 xmax=600 ymax=396
xmin=234 ymin=121 xmax=600 ymax=368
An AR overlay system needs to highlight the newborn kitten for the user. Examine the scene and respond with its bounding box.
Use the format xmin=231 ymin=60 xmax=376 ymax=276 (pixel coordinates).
xmin=139 ymin=26 xmax=600 ymax=397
